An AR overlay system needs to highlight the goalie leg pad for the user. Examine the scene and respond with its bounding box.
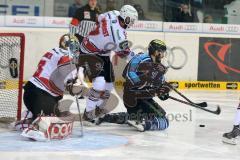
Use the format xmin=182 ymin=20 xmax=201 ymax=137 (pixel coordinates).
xmin=21 ymin=116 xmax=74 ymax=141
xmin=144 ymin=116 xmax=169 ymax=131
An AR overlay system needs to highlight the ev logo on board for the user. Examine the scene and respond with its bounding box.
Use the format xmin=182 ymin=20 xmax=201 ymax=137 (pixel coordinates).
xmin=204 ymin=42 xmax=240 ymax=74
xmin=198 ymin=37 xmax=240 ymax=82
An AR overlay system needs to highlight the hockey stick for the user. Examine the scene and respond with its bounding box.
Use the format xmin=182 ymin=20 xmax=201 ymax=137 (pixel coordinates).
xmin=168 ymin=96 xmax=221 ymax=115
xmin=75 ymin=95 xmax=84 ymax=137
xmin=67 ymin=46 xmax=84 ymax=137
xmin=166 ymin=82 xmax=207 ymax=107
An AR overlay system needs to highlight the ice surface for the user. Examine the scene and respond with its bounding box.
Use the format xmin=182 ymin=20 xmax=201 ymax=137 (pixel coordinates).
xmin=0 ymin=90 xmax=240 ymax=160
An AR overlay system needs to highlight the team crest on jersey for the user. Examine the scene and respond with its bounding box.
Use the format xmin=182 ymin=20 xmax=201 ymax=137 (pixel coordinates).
xmin=84 ymin=11 xmax=91 ymax=19
xmin=95 ymin=62 xmax=103 ymax=71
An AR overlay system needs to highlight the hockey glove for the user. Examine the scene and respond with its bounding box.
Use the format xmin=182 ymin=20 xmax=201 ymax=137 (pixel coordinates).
xmin=65 ymin=78 xmax=83 ymax=96
xmin=158 ymin=85 xmax=170 ymax=101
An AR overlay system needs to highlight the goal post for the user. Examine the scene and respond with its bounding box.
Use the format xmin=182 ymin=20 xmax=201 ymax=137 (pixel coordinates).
xmin=0 ymin=33 xmax=25 ymax=122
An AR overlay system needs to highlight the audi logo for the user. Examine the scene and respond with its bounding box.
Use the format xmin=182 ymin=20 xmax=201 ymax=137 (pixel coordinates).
xmin=164 ymin=46 xmax=188 ymax=70
xmin=184 ymin=25 xmax=198 ymax=31
xmin=225 ymin=26 xmax=239 ymax=33
xmin=130 ymin=45 xmax=188 ymax=70
xmin=145 ymin=23 xmax=157 ymax=29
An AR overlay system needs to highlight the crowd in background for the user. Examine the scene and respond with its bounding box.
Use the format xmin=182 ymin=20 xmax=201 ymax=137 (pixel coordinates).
xmin=67 ymin=0 xmax=236 ymax=23
xmin=0 ymin=0 xmax=238 ymax=24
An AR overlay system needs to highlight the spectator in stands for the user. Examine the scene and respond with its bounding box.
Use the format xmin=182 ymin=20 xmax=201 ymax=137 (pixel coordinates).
xmin=105 ymin=0 xmax=116 ymax=12
xmin=175 ymin=3 xmax=194 ymax=22
xmin=68 ymin=0 xmax=83 ymax=17
xmin=203 ymin=15 xmax=213 ymax=23
xmin=97 ymin=4 xmax=103 ymax=13
xmin=133 ymin=4 xmax=150 ymax=21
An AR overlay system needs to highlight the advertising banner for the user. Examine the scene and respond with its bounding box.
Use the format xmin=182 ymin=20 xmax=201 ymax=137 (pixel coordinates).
xmin=203 ymin=23 xmax=240 ymax=34
xmin=198 ymin=37 xmax=240 ymax=81
xmin=44 ymin=17 xmax=70 ymax=28
xmin=130 ymin=21 xmax=163 ymax=32
xmin=163 ymin=22 xmax=202 ymax=33
xmin=5 ymin=15 xmax=44 ymax=27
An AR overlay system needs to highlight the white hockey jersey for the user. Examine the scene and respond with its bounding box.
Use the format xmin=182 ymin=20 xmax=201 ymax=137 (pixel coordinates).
xmin=29 ymin=47 xmax=77 ymax=97
xmin=80 ymin=10 xmax=130 ymax=56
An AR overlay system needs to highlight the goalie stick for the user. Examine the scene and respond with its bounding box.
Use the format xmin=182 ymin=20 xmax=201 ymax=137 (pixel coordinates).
xmin=168 ymin=96 xmax=221 ymax=115
xmin=166 ymin=82 xmax=207 ymax=108
xmin=67 ymin=47 xmax=84 ymax=137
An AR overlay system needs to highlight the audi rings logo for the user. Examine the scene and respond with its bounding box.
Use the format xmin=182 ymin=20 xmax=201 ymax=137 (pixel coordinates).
xmin=225 ymin=26 xmax=239 ymax=33
xmin=184 ymin=25 xmax=198 ymax=31
xmin=145 ymin=23 xmax=158 ymax=29
xmin=49 ymin=122 xmax=73 ymax=139
xmin=164 ymin=46 xmax=188 ymax=70
xmin=130 ymin=45 xmax=188 ymax=70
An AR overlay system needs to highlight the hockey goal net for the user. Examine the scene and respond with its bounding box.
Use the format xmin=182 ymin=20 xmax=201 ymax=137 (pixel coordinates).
xmin=0 ymin=33 xmax=25 ymax=123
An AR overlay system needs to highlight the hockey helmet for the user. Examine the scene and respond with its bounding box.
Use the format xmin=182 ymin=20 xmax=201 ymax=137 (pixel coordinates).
xmin=59 ymin=34 xmax=80 ymax=58
xmin=148 ymin=39 xmax=167 ymax=55
xmin=119 ymin=5 xmax=138 ymax=28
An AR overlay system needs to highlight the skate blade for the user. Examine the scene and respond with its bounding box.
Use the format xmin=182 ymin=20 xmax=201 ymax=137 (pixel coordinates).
xmin=222 ymin=137 xmax=238 ymax=145
xmin=127 ymin=120 xmax=145 ymax=132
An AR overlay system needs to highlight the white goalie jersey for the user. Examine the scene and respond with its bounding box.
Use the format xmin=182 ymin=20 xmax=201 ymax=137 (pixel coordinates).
xmin=80 ymin=10 xmax=130 ymax=56
xmin=29 ymin=47 xmax=77 ymax=97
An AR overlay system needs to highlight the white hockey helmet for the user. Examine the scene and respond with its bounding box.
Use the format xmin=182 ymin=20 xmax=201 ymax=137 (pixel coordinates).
xmin=120 ymin=5 xmax=138 ymax=28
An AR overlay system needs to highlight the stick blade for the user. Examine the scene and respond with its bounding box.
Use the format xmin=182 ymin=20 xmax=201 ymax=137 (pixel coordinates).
xmin=215 ymin=106 xmax=221 ymax=115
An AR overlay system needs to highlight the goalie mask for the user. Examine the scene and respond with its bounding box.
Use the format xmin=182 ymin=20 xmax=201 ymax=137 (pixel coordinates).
xmin=59 ymin=34 xmax=80 ymax=58
xmin=119 ymin=5 xmax=138 ymax=28
xmin=148 ymin=39 xmax=167 ymax=63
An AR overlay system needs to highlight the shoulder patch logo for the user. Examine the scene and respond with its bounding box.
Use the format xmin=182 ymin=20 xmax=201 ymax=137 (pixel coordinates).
xmin=84 ymin=11 xmax=91 ymax=19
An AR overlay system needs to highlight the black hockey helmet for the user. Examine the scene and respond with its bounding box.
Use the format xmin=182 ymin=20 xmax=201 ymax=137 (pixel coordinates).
xmin=148 ymin=39 xmax=167 ymax=55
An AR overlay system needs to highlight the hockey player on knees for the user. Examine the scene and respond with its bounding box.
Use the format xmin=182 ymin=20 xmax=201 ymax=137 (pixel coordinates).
xmin=98 ymin=40 xmax=170 ymax=132
xmin=79 ymin=5 xmax=138 ymax=122
xmin=15 ymin=34 xmax=84 ymax=140
xmin=222 ymin=103 xmax=240 ymax=145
